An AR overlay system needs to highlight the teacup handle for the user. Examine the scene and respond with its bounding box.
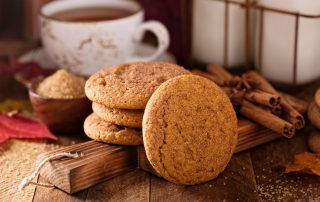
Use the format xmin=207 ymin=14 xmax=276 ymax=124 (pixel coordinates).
xmin=131 ymin=21 xmax=170 ymax=62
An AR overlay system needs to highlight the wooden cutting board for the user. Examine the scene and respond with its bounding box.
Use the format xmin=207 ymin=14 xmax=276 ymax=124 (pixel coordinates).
xmin=36 ymin=118 xmax=281 ymax=194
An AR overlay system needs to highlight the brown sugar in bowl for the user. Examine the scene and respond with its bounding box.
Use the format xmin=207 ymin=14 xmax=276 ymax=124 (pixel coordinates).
xmin=29 ymin=80 xmax=92 ymax=134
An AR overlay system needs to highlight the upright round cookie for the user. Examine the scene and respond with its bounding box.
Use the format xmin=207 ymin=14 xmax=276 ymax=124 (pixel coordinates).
xmin=143 ymin=74 xmax=238 ymax=185
xmin=92 ymin=102 xmax=143 ymax=128
xmin=315 ymin=89 xmax=320 ymax=108
xmin=84 ymin=113 xmax=143 ymax=145
xmin=85 ymin=62 xmax=190 ymax=109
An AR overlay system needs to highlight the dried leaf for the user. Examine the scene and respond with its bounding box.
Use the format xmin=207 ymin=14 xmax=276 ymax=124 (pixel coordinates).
xmin=0 ymin=99 xmax=32 ymax=114
xmin=0 ymin=114 xmax=57 ymax=141
xmin=0 ymin=64 xmax=15 ymax=73
xmin=283 ymin=152 xmax=320 ymax=176
xmin=14 ymin=62 xmax=55 ymax=82
xmin=0 ymin=62 xmax=56 ymax=87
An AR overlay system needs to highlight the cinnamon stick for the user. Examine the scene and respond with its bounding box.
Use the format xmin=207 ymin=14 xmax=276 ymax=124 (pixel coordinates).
xmin=222 ymin=87 xmax=245 ymax=108
xmin=245 ymin=90 xmax=281 ymax=108
xmin=207 ymin=64 xmax=232 ymax=80
xmin=244 ymin=71 xmax=305 ymax=129
xmin=240 ymin=100 xmax=295 ymax=138
xmin=271 ymin=105 xmax=282 ymax=116
xmin=205 ymin=64 xmax=296 ymax=138
xmin=282 ymin=102 xmax=305 ymax=129
xmin=281 ymin=93 xmax=308 ymax=114
xmin=191 ymin=69 xmax=224 ymax=85
xmin=260 ymin=105 xmax=282 ymax=116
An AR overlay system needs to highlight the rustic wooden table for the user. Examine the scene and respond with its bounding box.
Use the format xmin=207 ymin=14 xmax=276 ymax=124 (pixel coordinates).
xmin=1 ymin=72 xmax=320 ymax=202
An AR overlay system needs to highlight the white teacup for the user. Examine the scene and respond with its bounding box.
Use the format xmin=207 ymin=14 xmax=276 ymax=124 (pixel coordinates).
xmin=39 ymin=0 xmax=170 ymax=75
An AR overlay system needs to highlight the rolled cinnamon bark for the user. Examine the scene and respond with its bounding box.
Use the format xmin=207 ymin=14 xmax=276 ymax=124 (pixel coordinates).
xmin=222 ymin=87 xmax=245 ymax=108
xmin=205 ymin=64 xmax=298 ymax=138
xmin=271 ymin=105 xmax=282 ymax=116
xmin=245 ymin=90 xmax=281 ymax=108
xmin=282 ymin=102 xmax=305 ymax=129
xmin=240 ymin=100 xmax=295 ymax=138
xmin=261 ymin=105 xmax=282 ymax=116
xmin=191 ymin=69 xmax=224 ymax=85
xmin=281 ymin=93 xmax=308 ymax=114
xmin=244 ymin=71 xmax=305 ymax=129
xmin=207 ymin=64 xmax=233 ymax=80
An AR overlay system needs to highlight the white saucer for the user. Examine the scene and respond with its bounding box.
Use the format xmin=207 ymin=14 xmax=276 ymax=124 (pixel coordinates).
xmin=19 ymin=43 xmax=176 ymax=69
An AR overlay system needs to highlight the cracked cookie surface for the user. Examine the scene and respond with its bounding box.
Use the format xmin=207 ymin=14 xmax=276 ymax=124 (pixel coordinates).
xmin=315 ymin=89 xmax=320 ymax=108
xmin=143 ymin=74 xmax=238 ymax=185
xmin=84 ymin=113 xmax=143 ymax=145
xmin=85 ymin=62 xmax=190 ymax=109
xmin=92 ymin=102 xmax=143 ymax=128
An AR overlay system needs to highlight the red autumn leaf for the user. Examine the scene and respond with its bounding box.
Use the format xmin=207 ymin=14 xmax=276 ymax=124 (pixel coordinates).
xmin=0 ymin=126 xmax=9 ymax=143
xmin=0 ymin=62 xmax=56 ymax=86
xmin=0 ymin=114 xmax=57 ymax=140
xmin=0 ymin=63 xmax=15 ymax=73
xmin=283 ymin=152 xmax=320 ymax=176
xmin=0 ymin=99 xmax=32 ymax=113
xmin=14 ymin=62 xmax=55 ymax=81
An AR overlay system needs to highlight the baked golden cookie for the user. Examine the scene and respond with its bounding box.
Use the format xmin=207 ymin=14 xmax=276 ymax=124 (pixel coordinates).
xmin=315 ymin=89 xmax=320 ymax=108
xmin=85 ymin=62 xmax=190 ymax=109
xmin=143 ymin=74 xmax=238 ymax=185
xmin=92 ymin=102 xmax=143 ymax=128
xmin=84 ymin=113 xmax=143 ymax=145
xmin=308 ymin=101 xmax=320 ymax=129
xmin=308 ymin=130 xmax=320 ymax=153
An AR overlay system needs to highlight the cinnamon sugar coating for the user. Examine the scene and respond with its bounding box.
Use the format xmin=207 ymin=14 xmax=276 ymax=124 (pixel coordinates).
xmin=92 ymin=102 xmax=143 ymax=128
xmin=84 ymin=113 xmax=143 ymax=145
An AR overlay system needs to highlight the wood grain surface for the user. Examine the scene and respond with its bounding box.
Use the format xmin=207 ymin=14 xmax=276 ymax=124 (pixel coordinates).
xmin=149 ymin=151 xmax=259 ymax=202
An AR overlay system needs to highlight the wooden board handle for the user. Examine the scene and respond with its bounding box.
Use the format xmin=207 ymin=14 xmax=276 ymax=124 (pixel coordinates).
xmin=37 ymin=140 xmax=138 ymax=194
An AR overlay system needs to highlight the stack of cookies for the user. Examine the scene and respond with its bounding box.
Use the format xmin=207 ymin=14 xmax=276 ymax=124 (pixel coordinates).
xmin=308 ymin=88 xmax=320 ymax=153
xmin=83 ymin=62 xmax=190 ymax=145
xmin=83 ymin=61 xmax=239 ymax=185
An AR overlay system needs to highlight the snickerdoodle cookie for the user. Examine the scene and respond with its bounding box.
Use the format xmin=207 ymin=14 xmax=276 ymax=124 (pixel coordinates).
xmin=92 ymin=102 xmax=143 ymax=128
xmin=308 ymin=101 xmax=320 ymax=129
xmin=84 ymin=113 xmax=143 ymax=145
xmin=85 ymin=62 xmax=190 ymax=109
xmin=315 ymin=89 xmax=320 ymax=108
xmin=308 ymin=130 xmax=320 ymax=153
xmin=143 ymin=74 xmax=238 ymax=185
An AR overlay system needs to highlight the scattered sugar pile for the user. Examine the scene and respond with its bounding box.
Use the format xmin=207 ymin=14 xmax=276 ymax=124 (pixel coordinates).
xmin=257 ymin=173 xmax=320 ymax=201
xmin=0 ymin=140 xmax=59 ymax=201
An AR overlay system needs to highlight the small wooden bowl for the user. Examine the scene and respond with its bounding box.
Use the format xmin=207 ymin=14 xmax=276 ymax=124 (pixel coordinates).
xmin=29 ymin=81 xmax=92 ymax=134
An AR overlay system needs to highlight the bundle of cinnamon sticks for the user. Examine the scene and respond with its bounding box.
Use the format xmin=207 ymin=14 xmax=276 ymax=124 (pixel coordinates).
xmin=193 ymin=65 xmax=306 ymax=138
